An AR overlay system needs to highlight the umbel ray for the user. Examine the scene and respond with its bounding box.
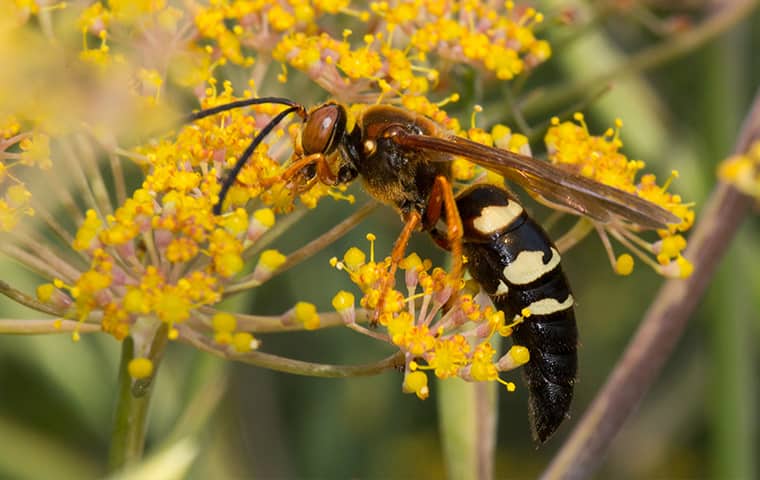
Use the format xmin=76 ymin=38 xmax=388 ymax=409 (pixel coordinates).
xmin=186 ymin=97 xmax=679 ymax=443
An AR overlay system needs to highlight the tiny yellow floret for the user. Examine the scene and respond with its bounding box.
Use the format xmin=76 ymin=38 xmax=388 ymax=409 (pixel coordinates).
xmin=403 ymin=370 xmax=429 ymax=400
xmin=258 ymin=249 xmax=287 ymax=270
xmin=128 ymin=358 xmax=154 ymax=379
xmin=36 ymin=283 xmax=55 ymax=302
xmin=615 ymin=254 xmax=635 ymax=276
xmin=232 ymin=332 xmax=258 ymax=352
xmin=253 ymin=207 xmax=276 ymax=228
xmin=212 ymin=312 xmax=237 ymax=332
xmin=123 ymin=288 xmax=146 ymax=313
xmin=508 ymin=345 xmax=530 ymax=367
xmin=343 ymin=247 xmax=366 ymax=269
xmin=294 ymin=302 xmax=320 ymax=330
xmin=677 ymin=255 xmax=694 ymax=278
xmin=332 ymin=290 xmax=355 ymax=311
xmin=399 ymin=253 xmax=423 ymax=271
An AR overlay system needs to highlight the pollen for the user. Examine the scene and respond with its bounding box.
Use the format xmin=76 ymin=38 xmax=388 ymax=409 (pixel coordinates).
xmin=128 ymin=358 xmax=154 ymax=379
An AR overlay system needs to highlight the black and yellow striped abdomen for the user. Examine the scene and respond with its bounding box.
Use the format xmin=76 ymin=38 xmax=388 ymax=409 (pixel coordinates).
xmin=454 ymin=184 xmax=577 ymax=443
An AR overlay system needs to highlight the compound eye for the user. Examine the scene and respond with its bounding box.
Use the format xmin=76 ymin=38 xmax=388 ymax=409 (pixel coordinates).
xmin=301 ymin=104 xmax=347 ymax=156
xmin=382 ymin=125 xmax=406 ymax=138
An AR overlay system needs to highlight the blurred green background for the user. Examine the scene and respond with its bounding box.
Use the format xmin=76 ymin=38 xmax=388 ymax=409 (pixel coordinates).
xmin=2 ymin=3 xmax=759 ymax=479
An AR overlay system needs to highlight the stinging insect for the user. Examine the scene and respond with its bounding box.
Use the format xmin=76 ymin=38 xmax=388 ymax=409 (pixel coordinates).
xmin=187 ymin=97 xmax=679 ymax=443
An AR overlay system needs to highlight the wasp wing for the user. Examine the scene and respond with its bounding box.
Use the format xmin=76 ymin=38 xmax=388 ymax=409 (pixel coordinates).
xmin=395 ymin=133 xmax=679 ymax=229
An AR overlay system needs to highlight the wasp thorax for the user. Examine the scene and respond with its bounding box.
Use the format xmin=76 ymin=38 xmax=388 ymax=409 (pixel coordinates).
xmin=301 ymin=103 xmax=347 ymax=156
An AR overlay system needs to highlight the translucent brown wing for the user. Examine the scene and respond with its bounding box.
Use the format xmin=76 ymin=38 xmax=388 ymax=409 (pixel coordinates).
xmin=395 ymin=133 xmax=679 ymax=229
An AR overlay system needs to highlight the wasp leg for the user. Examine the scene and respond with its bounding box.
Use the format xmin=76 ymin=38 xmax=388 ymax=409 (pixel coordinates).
xmin=424 ymin=175 xmax=464 ymax=287
xmin=277 ymin=153 xmax=338 ymax=193
xmin=373 ymin=210 xmax=422 ymax=324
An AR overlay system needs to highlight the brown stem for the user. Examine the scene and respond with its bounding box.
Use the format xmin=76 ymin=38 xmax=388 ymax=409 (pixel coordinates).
xmin=541 ymin=89 xmax=760 ymax=479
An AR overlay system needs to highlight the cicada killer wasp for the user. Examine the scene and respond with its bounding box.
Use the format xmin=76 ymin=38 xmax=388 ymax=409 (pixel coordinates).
xmin=187 ymin=97 xmax=679 ymax=443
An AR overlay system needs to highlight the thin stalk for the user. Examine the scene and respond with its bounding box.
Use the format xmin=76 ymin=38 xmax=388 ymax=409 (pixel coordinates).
xmin=178 ymin=324 xmax=404 ymax=377
xmin=0 ymin=319 xmax=99 ymax=334
xmin=108 ymin=326 xmax=169 ymax=471
xmin=541 ymin=88 xmax=760 ymax=480
xmin=195 ymin=306 xmax=371 ymax=332
xmin=228 ymin=201 xmax=379 ymax=294
xmin=75 ymin=133 xmax=114 ymax=215
xmin=0 ymin=279 xmax=67 ymax=317
xmin=1 ymin=236 xmax=82 ymax=282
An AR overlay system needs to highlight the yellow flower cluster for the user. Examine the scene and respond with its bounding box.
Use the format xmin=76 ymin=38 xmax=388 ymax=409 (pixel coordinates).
xmin=42 ymin=78 xmax=357 ymax=342
xmin=331 ymin=235 xmax=530 ymax=399
xmin=545 ymin=114 xmax=694 ymax=278
xmin=192 ymin=0 xmax=550 ymax=116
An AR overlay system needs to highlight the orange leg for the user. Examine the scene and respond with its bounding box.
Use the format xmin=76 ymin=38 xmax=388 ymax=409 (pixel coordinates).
xmin=438 ymin=176 xmax=464 ymax=284
xmin=373 ymin=176 xmax=464 ymax=323
xmin=373 ymin=210 xmax=421 ymax=324
xmin=425 ymin=175 xmax=464 ymax=284
xmin=277 ymin=153 xmax=337 ymax=192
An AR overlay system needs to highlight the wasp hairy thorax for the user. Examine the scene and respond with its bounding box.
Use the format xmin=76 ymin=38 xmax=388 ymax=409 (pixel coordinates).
xmin=187 ymin=97 xmax=679 ymax=443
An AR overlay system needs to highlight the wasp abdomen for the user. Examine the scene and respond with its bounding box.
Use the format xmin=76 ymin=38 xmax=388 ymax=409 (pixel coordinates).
xmin=454 ymin=184 xmax=577 ymax=443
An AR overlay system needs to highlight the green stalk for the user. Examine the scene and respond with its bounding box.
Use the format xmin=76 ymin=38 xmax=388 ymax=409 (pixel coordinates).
xmin=108 ymin=325 xmax=169 ymax=471
xmin=438 ymin=378 xmax=498 ymax=480
xmin=703 ymin=25 xmax=755 ymax=479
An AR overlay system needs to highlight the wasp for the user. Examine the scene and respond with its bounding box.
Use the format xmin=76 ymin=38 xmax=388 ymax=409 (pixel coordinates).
xmin=187 ymin=97 xmax=679 ymax=443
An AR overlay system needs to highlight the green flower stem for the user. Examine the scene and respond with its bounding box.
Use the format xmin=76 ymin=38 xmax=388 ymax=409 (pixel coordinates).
xmin=703 ymin=31 xmax=754 ymax=479
xmin=438 ymin=378 xmax=497 ymax=480
xmin=178 ymin=324 xmax=403 ymax=377
xmin=108 ymin=325 xmax=169 ymax=471
xmin=541 ymin=88 xmax=760 ymax=480
xmin=521 ymin=0 xmax=758 ymax=120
